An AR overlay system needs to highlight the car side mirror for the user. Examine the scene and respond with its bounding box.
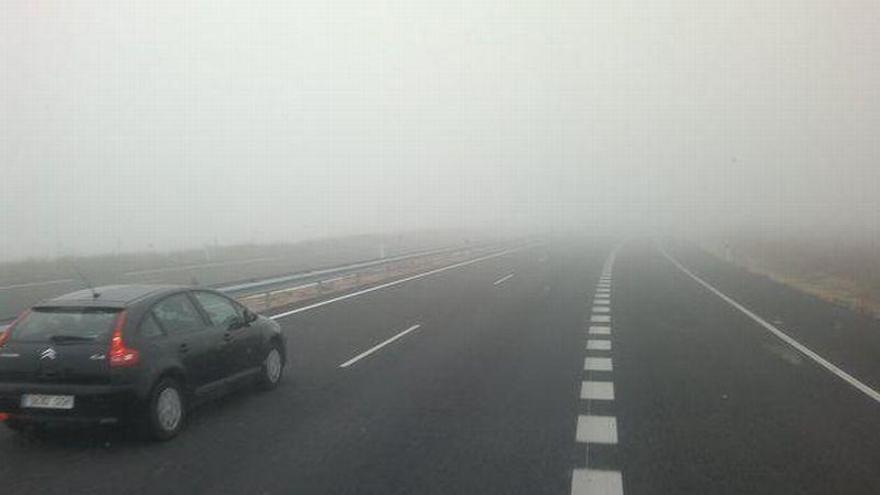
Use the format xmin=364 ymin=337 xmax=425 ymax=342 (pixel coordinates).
xmin=243 ymin=309 xmax=258 ymax=325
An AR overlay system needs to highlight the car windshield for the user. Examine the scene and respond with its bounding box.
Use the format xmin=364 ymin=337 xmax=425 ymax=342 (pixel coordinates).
xmin=10 ymin=308 xmax=120 ymax=343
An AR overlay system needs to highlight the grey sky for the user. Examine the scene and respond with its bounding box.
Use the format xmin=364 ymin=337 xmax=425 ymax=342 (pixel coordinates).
xmin=2 ymin=1 xmax=879 ymax=260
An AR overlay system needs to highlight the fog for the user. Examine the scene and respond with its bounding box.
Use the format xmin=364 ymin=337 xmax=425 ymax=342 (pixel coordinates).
xmin=2 ymin=1 xmax=878 ymax=261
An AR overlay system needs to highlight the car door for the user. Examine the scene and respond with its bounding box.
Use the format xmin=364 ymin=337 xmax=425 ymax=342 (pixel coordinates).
xmin=149 ymin=293 xmax=223 ymax=390
xmin=191 ymin=291 xmax=260 ymax=376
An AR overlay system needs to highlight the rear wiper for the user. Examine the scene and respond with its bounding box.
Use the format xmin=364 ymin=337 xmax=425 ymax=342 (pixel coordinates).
xmin=48 ymin=334 xmax=96 ymax=343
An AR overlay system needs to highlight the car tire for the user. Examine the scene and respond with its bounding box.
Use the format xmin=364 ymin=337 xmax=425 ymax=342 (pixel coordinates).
xmin=257 ymin=344 xmax=284 ymax=391
xmin=144 ymin=377 xmax=186 ymax=441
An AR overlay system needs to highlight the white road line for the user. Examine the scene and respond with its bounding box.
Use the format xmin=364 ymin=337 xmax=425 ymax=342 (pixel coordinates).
xmin=661 ymin=247 xmax=880 ymax=405
xmin=270 ymin=246 xmax=527 ymax=320
xmin=589 ymin=326 xmax=611 ymax=335
xmin=585 ymin=357 xmax=613 ymax=371
xmin=576 ymin=415 xmax=618 ymax=444
xmin=339 ymin=324 xmax=422 ymax=368
xmin=572 ymin=246 xmax=623 ymax=495
xmin=493 ymin=273 xmax=515 ymax=286
xmin=571 ymin=470 xmax=623 ymax=495
xmin=587 ymin=340 xmax=612 ymax=351
xmin=581 ymin=381 xmax=615 ymax=400
xmin=0 ymin=278 xmax=74 ymax=290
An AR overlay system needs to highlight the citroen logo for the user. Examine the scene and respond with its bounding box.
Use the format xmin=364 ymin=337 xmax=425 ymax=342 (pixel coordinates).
xmin=40 ymin=348 xmax=58 ymax=360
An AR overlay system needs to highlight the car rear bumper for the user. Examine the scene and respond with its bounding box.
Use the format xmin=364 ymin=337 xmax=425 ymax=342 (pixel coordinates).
xmin=0 ymin=382 xmax=139 ymax=425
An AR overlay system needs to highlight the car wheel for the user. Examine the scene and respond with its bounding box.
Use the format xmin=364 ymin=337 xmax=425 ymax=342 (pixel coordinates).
xmin=257 ymin=344 xmax=284 ymax=390
xmin=145 ymin=377 xmax=186 ymax=441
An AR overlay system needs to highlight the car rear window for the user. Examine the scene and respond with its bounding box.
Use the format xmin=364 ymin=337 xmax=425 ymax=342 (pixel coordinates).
xmin=11 ymin=307 xmax=121 ymax=343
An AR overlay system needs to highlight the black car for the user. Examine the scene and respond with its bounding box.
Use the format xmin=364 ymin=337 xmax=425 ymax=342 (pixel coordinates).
xmin=0 ymin=285 xmax=286 ymax=440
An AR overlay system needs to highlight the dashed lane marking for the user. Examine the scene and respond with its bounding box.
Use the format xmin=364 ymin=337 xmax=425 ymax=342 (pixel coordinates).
xmin=571 ymin=470 xmax=623 ymax=495
xmin=581 ymin=381 xmax=615 ymax=400
xmin=587 ymin=340 xmax=612 ymax=351
xmin=576 ymin=415 xmax=618 ymax=444
xmin=589 ymin=326 xmax=611 ymax=335
xmin=271 ymin=246 xmax=529 ymax=320
xmin=585 ymin=357 xmax=613 ymax=371
xmin=493 ymin=273 xmax=515 ymax=286
xmin=572 ymin=245 xmax=624 ymax=495
xmin=339 ymin=324 xmax=422 ymax=368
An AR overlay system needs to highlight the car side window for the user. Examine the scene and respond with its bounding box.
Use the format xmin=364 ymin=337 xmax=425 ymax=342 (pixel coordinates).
xmin=151 ymin=294 xmax=205 ymax=336
xmin=193 ymin=292 xmax=242 ymax=330
xmin=139 ymin=313 xmax=165 ymax=338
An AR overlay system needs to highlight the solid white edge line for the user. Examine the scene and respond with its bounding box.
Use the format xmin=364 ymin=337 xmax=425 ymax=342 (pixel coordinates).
xmin=339 ymin=324 xmax=422 ymax=368
xmin=493 ymin=273 xmax=516 ymax=286
xmin=660 ymin=247 xmax=880 ymax=405
xmin=270 ymin=246 xmax=528 ymax=320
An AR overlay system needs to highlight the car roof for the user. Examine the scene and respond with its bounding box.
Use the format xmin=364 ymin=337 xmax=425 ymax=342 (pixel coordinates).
xmin=37 ymin=285 xmax=194 ymax=308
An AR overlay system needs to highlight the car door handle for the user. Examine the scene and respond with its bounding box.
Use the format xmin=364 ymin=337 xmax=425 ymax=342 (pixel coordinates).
xmin=179 ymin=343 xmax=190 ymax=354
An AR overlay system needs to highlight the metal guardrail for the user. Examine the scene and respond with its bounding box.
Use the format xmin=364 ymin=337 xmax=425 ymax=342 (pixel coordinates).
xmin=230 ymin=244 xmax=509 ymax=313
xmin=0 ymin=241 xmax=518 ymax=327
xmin=216 ymin=243 xmax=493 ymax=296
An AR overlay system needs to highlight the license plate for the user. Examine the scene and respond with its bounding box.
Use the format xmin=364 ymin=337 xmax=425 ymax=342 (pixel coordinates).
xmin=21 ymin=394 xmax=75 ymax=410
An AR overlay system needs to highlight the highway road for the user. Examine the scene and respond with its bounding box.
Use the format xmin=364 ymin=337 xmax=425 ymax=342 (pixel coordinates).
xmin=3 ymin=240 xmax=880 ymax=494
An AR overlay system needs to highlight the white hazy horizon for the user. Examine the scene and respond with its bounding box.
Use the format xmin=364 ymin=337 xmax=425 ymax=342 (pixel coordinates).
xmin=3 ymin=1 xmax=879 ymax=261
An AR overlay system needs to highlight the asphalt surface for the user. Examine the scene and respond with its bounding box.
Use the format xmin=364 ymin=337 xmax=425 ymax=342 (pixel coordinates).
xmin=3 ymin=239 xmax=880 ymax=494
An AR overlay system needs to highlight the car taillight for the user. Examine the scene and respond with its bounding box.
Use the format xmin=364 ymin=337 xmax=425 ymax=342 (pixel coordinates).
xmin=108 ymin=310 xmax=139 ymax=368
xmin=0 ymin=413 xmax=9 ymax=422
xmin=0 ymin=309 xmax=30 ymax=348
